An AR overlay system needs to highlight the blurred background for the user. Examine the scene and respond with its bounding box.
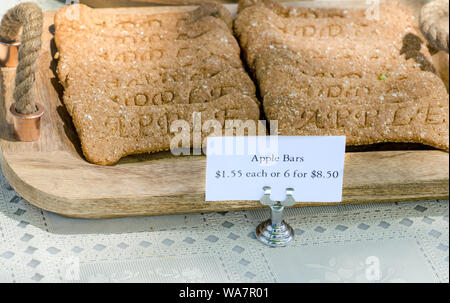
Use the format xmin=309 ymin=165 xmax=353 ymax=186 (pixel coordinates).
xmin=0 ymin=0 xmax=433 ymax=18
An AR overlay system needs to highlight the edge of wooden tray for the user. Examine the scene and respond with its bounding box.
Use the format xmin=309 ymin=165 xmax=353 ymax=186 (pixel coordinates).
xmin=0 ymin=4 xmax=449 ymax=218
xmin=0 ymin=149 xmax=448 ymax=218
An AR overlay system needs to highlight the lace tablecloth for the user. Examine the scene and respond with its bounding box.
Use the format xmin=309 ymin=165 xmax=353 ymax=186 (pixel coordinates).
xmin=0 ymin=164 xmax=448 ymax=283
xmin=1 ymin=0 xmax=448 ymax=283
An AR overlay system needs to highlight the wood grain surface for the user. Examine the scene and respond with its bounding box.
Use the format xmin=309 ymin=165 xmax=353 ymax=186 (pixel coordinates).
xmin=0 ymin=3 xmax=448 ymax=218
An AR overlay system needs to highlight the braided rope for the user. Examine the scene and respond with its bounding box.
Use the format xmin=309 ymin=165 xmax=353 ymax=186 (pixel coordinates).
xmin=0 ymin=2 xmax=43 ymax=115
xmin=419 ymin=0 xmax=449 ymax=53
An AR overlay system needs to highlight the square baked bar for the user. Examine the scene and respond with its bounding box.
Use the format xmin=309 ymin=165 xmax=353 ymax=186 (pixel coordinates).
xmin=55 ymin=4 xmax=260 ymax=165
xmin=234 ymin=0 xmax=449 ymax=150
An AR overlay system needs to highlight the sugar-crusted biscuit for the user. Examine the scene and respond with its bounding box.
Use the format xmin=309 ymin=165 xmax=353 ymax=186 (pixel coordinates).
xmin=73 ymin=93 xmax=259 ymax=165
xmin=55 ymin=4 xmax=260 ymax=165
xmin=61 ymin=66 xmax=257 ymax=116
xmin=234 ymin=0 xmax=449 ymax=151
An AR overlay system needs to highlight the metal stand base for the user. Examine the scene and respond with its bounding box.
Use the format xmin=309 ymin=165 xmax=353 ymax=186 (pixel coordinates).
xmin=256 ymin=187 xmax=296 ymax=247
xmin=256 ymin=219 xmax=294 ymax=247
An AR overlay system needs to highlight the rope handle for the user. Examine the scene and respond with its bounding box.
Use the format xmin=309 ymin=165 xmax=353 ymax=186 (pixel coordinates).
xmin=0 ymin=2 xmax=43 ymax=115
xmin=419 ymin=0 xmax=449 ymax=54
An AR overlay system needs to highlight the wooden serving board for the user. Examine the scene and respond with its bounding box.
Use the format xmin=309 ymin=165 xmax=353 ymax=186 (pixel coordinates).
xmin=0 ymin=4 xmax=449 ymax=218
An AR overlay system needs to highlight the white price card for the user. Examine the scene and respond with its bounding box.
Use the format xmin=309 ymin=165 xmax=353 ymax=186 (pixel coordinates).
xmin=205 ymin=136 xmax=346 ymax=202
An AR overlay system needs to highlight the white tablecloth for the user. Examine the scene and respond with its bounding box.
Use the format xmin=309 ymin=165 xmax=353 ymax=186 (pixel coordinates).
xmin=0 ymin=164 xmax=448 ymax=283
xmin=1 ymin=0 xmax=448 ymax=283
